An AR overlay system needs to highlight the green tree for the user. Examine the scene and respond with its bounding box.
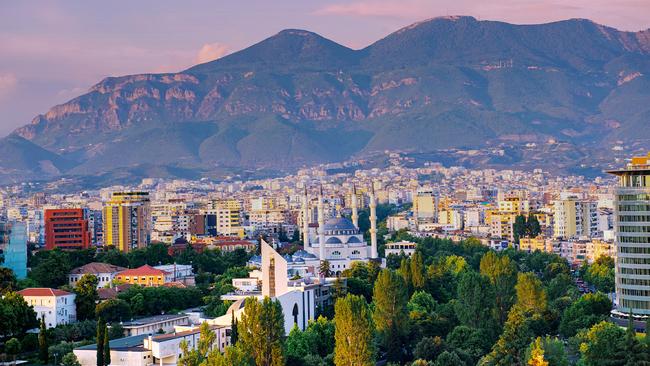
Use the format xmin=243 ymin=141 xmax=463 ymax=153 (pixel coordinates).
xmin=435 ymin=351 xmax=466 ymax=366
xmin=62 ymin=352 xmax=82 ymax=366
xmin=95 ymin=298 xmax=132 ymax=323
xmin=39 ymin=315 xmax=48 ymax=364
xmin=96 ymin=317 xmax=105 ymax=366
xmin=480 ymin=251 xmax=517 ymax=324
xmin=413 ymin=336 xmax=446 ymax=361
xmin=558 ymin=292 xmax=611 ymax=338
xmin=526 ymin=214 xmax=541 ymax=237
xmin=480 ymin=309 xmax=534 ymax=365
xmin=373 ymin=269 xmax=409 ymax=362
xmin=319 ymin=260 xmax=332 ymax=278
xmin=103 ymin=322 xmax=111 ymax=366
xmin=455 ymin=271 xmax=496 ymax=329
xmin=238 ymin=297 xmax=285 ymax=366
xmin=230 ymin=312 xmax=238 ymax=345
xmin=0 ymin=267 xmax=17 ymax=294
xmin=5 ymin=337 xmax=21 ymax=364
xmin=75 ymin=274 xmax=99 ymax=321
xmin=513 ymin=215 xmax=527 ymax=243
xmin=410 ymin=251 xmax=426 ymax=290
xmin=0 ymin=292 xmax=37 ymax=338
xmin=286 ymin=324 xmax=318 ymax=365
xmin=514 ymin=272 xmax=547 ymax=314
xmin=578 ymin=321 xmax=626 ymax=366
xmin=334 ymin=294 xmax=374 ymax=366
xmin=583 ymin=256 xmax=615 ymax=293
xmin=29 ymin=249 xmax=71 ymax=287
xmin=307 ymin=315 xmax=335 ymax=357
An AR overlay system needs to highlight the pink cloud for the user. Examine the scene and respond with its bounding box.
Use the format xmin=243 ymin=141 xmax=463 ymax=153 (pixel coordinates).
xmin=195 ymin=42 xmax=230 ymax=64
xmin=0 ymin=73 xmax=18 ymax=99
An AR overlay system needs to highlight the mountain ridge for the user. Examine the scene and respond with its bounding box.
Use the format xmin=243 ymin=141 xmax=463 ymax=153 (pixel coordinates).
xmin=3 ymin=16 xmax=650 ymax=184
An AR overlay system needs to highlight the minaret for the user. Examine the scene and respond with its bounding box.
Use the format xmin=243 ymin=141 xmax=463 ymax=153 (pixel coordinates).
xmin=369 ymin=183 xmax=378 ymax=259
xmin=351 ymin=184 xmax=359 ymax=229
xmin=317 ymin=185 xmax=326 ymax=262
xmin=302 ymin=187 xmax=310 ymax=249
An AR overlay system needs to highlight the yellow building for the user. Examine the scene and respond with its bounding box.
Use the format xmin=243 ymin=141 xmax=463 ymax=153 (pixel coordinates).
xmin=489 ymin=212 xmax=517 ymax=240
xmin=103 ymin=192 xmax=151 ymax=252
xmin=519 ymin=236 xmax=553 ymax=253
xmin=114 ymin=265 xmax=169 ymax=287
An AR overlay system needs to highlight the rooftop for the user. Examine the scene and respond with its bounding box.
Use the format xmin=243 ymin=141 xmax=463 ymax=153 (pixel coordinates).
xmin=76 ymin=334 xmax=148 ymax=351
xmin=17 ymin=288 xmax=72 ymax=297
xmin=117 ymin=265 xmax=169 ymax=277
xmin=70 ymin=262 xmax=127 ymax=275
xmin=121 ymin=314 xmax=189 ymax=328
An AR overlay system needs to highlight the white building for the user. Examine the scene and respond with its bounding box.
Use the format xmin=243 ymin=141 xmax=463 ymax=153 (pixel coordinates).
xmin=385 ymin=241 xmax=417 ymax=257
xmin=68 ymin=262 xmax=127 ymax=289
xmin=17 ymin=288 xmax=76 ymax=328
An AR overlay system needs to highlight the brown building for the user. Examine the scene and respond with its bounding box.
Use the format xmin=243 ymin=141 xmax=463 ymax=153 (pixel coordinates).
xmin=44 ymin=208 xmax=91 ymax=250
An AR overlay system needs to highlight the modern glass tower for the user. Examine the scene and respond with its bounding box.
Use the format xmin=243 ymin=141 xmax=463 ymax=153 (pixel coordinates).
xmin=0 ymin=221 xmax=27 ymax=279
xmin=608 ymin=153 xmax=650 ymax=316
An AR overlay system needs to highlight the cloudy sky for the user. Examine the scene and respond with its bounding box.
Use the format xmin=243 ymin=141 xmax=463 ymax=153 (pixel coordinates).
xmin=1 ymin=0 xmax=649 ymax=136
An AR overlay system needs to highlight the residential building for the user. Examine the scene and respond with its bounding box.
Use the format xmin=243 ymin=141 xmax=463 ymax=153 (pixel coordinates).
xmin=103 ymin=192 xmax=151 ymax=252
xmin=121 ymin=314 xmax=191 ymax=336
xmin=553 ymin=197 xmax=597 ymax=239
xmin=44 ymin=208 xmax=91 ymax=250
xmin=115 ymin=265 xmax=172 ymax=287
xmin=608 ymin=153 xmax=650 ymax=317
xmin=385 ymin=241 xmax=418 ymax=257
xmin=68 ymin=262 xmax=127 ymax=288
xmin=0 ymin=221 xmax=27 ymax=279
xmin=17 ymin=288 xmax=76 ymax=328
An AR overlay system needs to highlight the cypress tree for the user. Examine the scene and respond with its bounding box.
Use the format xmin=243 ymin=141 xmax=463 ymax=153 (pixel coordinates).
xmin=97 ymin=317 xmax=105 ymax=366
xmin=103 ymin=323 xmax=111 ymax=365
xmin=334 ymin=294 xmax=374 ymax=366
xmin=373 ymin=269 xmax=409 ymax=363
xmin=38 ymin=315 xmax=48 ymax=364
xmin=230 ymin=311 xmax=239 ymax=345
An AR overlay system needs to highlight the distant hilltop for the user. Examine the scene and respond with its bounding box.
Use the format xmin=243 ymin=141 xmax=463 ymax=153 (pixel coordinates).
xmin=1 ymin=16 xmax=650 ymax=185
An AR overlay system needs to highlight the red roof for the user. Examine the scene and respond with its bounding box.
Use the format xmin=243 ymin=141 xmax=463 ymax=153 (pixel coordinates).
xmin=17 ymin=288 xmax=72 ymax=297
xmin=116 ymin=265 xmax=168 ymax=277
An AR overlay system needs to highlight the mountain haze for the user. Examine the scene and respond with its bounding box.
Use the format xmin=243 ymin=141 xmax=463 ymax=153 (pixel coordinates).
xmin=2 ymin=16 xmax=650 ymax=183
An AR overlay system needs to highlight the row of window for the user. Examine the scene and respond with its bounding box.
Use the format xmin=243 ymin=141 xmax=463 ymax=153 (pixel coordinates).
xmin=619 ymin=215 xmax=650 ymax=222
xmin=620 ymin=298 xmax=650 ymax=310
xmin=621 ymin=288 xmax=650 ymax=297
xmin=620 ymin=278 xmax=650 ymax=287
xmin=620 ymin=257 xmax=650 ymax=265
xmin=619 ymin=246 xmax=650 ymax=254
xmin=620 ymin=268 xmax=650 ymax=275
xmin=618 ymin=236 xmax=650 ymax=244
xmin=618 ymin=226 xmax=650 ymax=233
xmin=619 ymin=204 xmax=650 ymax=212
xmin=618 ymin=194 xmax=650 ymax=201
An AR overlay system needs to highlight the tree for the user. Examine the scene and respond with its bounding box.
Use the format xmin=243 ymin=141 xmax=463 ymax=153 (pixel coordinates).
xmin=103 ymin=322 xmax=111 ymax=366
xmin=0 ymin=267 xmax=17 ymax=294
xmin=96 ymin=317 xmax=105 ymax=366
xmin=29 ymin=249 xmax=71 ymax=288
xmin=75 ymin=274 xmax=99 ymax=321
xmin=524 ymin=337 xmax=568 ymax=366
xmin=558 ymin=292 xmax=611 ymax=338
xmin=527 ymin=337 xmax=548 ymax=366
xmin=513 ymin=215 xmax=527 ymax=243
xmin=0 ymin=292 xmax=37 ymax=338
xmin=38 ymin=315 xmax=48 ymax=364
xmin=319 ymin=260 xmax=332 ymax=278
xmin=435 ymin=351 xmax=466 ymax=366
xmin=285 ymin=324 xmax=319 ymax=365
xmin=5 ymin=337 xmax=21 ymax=365
xmin=526 ymin=214 xmax=541 ymax=238
xmin=410 ymin=251 xmax=426 ymax=290
xmin=238 ymin=297 xmax=285 ymax=366
xmin=373 ymin=269 xmax=409 ymax=362
xmin=334 ymin=294 xmax=374 ymax=366
xmin=455 ymin=271 xmax=496 ymax=329
xmin=583 ymin=256 xmax=615 ymax=293
xmin=514 ymin=272 xmax=547 ymax=314
xmin=95 ymin=298 xmax=132 ymax=323
xmin=480 ymin=251 xmax=517 ymax=324
xmin=481 ymin=310 xmax=534 ymax=365
xmin=62 ymin=352 xmax=82 ymax=366
xmin=578 ymin=321 xmax=626 ymax=366
xmin=413 ymin=336 xmax=446 ymax=361
xmin=230 ymin=312 xmax=238 ymax=345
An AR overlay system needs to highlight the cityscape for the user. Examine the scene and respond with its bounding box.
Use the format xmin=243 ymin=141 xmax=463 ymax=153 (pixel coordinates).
xmin=1 ymin=1 xmax=650 ymax=366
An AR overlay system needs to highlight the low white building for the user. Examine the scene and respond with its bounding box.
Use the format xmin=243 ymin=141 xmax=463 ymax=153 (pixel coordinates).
xmin=385 ymin=241 xmax=417 ymax=257
xmin=68 ymin=262 xmax=127 ymax=288
xmin=121 ymin=314 xmax=191 ymax=336
xmin=17 ymin=288 xmax=76 ymax=328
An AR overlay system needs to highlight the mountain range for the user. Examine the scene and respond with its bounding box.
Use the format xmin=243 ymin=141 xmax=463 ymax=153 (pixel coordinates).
xmin=1 ymin=16 xmax=650 ymax=185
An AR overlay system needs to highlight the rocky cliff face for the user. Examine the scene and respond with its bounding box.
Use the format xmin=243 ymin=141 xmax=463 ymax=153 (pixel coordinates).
xmin=3 ymin=16 xmax=650 ymax=183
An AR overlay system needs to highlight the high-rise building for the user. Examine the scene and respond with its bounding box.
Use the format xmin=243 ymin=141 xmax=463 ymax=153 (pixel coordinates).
xmin=44 ymin=208 xmax=91 ymax=250
xmin=0 ymin=221 xmax=27 ymax=279
xmin=103 ymin=192 xmax=151 ymax=252
xmin=608 ymin=153 xmax=650 ymax=316
xmin=553 ymin=197 xmax=597 ymax=239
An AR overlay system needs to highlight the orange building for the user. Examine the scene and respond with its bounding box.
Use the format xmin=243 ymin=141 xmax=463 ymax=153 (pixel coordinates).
xmin=114 ymin=265 xmax=170 ymax=287
xmin=44 ymin=208 xmax=91 ymax=250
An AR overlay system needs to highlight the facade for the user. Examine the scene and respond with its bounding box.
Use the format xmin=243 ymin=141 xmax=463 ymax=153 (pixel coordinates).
xmin=68 ymin=262 xmax=127 ymax=288
xmin=385 ymin=241 xmax=418 ymax=257
xmin=553 ymin=197 xmax=597 ymax=239
xmin=44 ymin=208 xmax=91 ymax=250
xmin=121 ymin=314 xmax=191 ymax=336
xmin=17 ymin=288 xmax=76 ymax=328
xmin=115 ymin=265 xmax=171 ymax=287
xmin=0 ymin=221 xmax=28 ymax=279
xmin=103 ymin=192 xmax=151 ymax=252
xmin=608 ymin=153 xmax=650 ymax=316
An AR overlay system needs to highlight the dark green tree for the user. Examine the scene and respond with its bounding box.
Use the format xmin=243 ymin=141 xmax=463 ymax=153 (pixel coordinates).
xmin=103 ymin=322 xmax=111 ymax=366
xmin=230 ymin=311 xmax=238 ymax=345
xmin=74 ymin=274 xmax=99 ymax=321
xmin=96 ymin=317 xmax=105 ymax=366
xmin=513 ymin=215 xmax=527 ymax=243
xmin=39 ymin=315 xmax=49 ymax=364
xmin=558 ymin=292 xmax=611 ymax=337
xmin=29 ymin=249 xmax=71 ymax=287
xmin=480 ymin=251 xmax=517 ymax=325
xmin=455 ymin=271 xmax=496 ymax=329
xmin=526 ymin=214 xmax=542 ymax=237
xmin=238 ymin=297 xmax=285 ymax=366
xmin=95 ymin=299 xmax=132 ymax=323
xmin=0 ymin=267 xmax=17 ymax=294
xmin=5 ymin=337 xmax=21 ymax=364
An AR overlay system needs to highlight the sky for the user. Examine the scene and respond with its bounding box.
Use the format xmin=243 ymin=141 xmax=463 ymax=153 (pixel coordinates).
xmin=1 ymin=0 xmax=649 ymax=136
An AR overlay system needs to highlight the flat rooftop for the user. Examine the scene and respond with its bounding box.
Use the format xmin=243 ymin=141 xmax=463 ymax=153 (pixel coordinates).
xmin=121 ymin=314 xmax=189 ymax=327
xmin=76 ymin=334 xmax=148 ymax=351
